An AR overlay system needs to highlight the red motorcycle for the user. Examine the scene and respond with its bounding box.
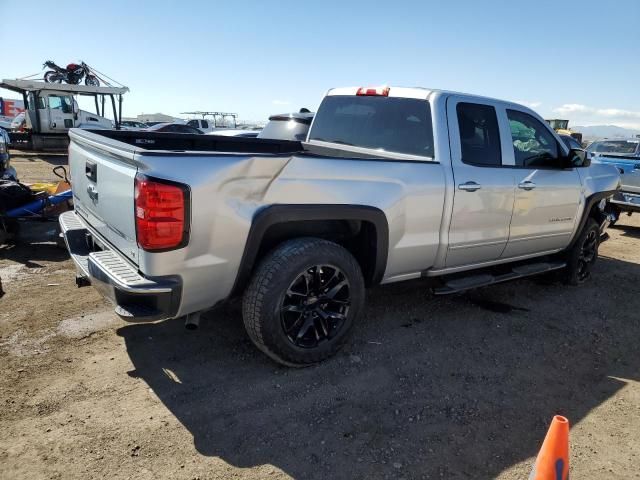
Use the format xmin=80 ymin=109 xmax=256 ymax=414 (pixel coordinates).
xmin=43 ymin=60 xmax=100 ymax=86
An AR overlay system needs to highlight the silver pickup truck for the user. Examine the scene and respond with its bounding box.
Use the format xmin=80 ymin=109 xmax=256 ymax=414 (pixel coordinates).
xmin=60 ymin=86 xmax=619 ymax=366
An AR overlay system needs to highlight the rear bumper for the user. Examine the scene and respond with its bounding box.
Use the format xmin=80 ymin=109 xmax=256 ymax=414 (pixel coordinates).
xmin=610 ymin=191 xmax=640 ymax=213
xmin=59 ymin=210 xmax=182 ymax=322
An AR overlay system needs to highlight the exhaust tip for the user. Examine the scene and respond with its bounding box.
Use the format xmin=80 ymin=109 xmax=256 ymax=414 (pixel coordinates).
xmin=184 ymin=313 xmax=200 ymax=331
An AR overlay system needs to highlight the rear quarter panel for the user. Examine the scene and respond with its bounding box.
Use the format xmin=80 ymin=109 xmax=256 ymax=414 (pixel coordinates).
xmin=135 ymin=152 xmax=293 ymax=315
xmin=264 ymin=156 xmax=446 ymax=281
xmin=140 ymin=153 xmax=446 ymax=315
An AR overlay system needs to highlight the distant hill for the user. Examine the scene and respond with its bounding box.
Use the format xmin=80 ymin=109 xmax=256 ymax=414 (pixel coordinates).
xmin=572 ymin=125 xmax=640 ymax=141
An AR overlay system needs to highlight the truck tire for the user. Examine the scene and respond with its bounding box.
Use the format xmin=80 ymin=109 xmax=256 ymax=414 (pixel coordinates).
xmin=44 ymin=71 xmax=63 ymax=83
xmin=242 ymin=237 xmax=365 ymax=367
xmin=84 ymin=75 xmax=100 ymax=87
xmin=564 ymin=218 xmax=600 ymax=285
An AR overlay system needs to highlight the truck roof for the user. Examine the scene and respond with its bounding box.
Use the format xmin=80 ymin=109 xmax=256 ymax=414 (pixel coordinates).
xmin=326 ymin=86 xmax=524 ymax=107
xmin=0 ymin=79 xmax=129 ymax=96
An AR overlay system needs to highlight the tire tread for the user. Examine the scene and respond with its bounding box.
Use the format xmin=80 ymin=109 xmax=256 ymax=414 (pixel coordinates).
xmin=242 ymin=237 xmax=363 ymax=366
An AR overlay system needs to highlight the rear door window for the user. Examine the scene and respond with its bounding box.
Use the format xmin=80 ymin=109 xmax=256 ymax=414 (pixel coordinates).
xmin=456 ymin=102 xmax=502 ymax=166
xmin=309 ymin=95 xmax=434 ymax=158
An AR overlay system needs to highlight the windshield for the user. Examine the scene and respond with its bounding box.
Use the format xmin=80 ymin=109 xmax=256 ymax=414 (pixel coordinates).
xmin=587 ymin=140 xmax=639 ymax=155
xmin=547 ymin=119 xmax=569 ymax=130
xmin=309 ymin=95 xmax=434 ymax=158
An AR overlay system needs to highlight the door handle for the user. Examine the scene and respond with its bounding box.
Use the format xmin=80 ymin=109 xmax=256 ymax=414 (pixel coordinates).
xmin=458 ymin=181 xmax=481 ymax=192
xmin=518 ymin=181 xmax=536 ymax=191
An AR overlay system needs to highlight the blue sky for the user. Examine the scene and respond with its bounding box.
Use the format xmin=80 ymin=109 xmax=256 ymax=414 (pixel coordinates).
xmin=1 ymin=0 xmax=639 ymax=127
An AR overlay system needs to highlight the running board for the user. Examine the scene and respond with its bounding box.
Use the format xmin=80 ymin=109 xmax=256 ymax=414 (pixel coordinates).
xmin=433 ymin=261 xmax=566 ymax=295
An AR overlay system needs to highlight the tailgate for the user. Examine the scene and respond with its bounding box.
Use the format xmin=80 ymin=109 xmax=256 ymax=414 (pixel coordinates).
xmin=68 ymin=129 xmax=140 ymax=264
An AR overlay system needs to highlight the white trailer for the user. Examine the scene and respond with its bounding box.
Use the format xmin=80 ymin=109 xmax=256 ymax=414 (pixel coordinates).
xmin=0 ymin=79 xmax=128 ymax=151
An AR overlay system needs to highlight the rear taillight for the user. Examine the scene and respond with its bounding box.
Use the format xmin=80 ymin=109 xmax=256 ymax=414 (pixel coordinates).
xmin=134 ymin=175 xmax=188 ymax=251
xmin=356 ymin=86 xmax=390 ymax=96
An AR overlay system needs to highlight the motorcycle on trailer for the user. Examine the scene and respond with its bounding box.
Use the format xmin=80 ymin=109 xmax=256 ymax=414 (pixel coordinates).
xmin=43 ymin=61 xmax=100 ymax=87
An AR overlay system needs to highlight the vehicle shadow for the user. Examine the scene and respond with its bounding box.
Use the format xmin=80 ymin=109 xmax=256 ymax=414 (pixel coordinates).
xmin=1 ymin=240 xmax=68 ymax=266
xmin=118 ymin=256 xmax=640 ymax=479
xmin=9 ymin=151 xmax=68 ymax=166
xmin=612 ymin=222 xmax=640 ymax=239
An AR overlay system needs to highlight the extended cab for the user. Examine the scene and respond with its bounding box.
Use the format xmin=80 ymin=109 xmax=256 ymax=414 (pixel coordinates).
xmin=60 ymin=86 xmax=620 ymax=366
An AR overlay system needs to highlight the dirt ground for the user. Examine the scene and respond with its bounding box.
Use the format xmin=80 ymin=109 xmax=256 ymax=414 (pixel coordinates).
xmin=1 ymin=152 xmax=639 ymax=479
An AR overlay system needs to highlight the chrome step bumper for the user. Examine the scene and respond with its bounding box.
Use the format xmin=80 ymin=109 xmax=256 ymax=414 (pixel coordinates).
xmin=59 ymin=210 xmax=182 ymax=322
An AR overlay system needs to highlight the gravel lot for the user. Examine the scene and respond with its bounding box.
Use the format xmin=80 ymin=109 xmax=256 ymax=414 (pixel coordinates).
xmin=1 ymin=152 xmax=639 ymax=479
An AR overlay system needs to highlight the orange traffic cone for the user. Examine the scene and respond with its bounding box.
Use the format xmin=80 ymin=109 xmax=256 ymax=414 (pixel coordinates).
xmin=529 ymin=415 xmax=570 ymax=480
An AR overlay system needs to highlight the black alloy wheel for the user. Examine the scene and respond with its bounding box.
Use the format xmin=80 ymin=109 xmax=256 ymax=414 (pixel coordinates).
xmin=564 ymin=218 xmax=600 ymax=285
xmin=577 ymin=228 xmax=598 ymax=282
xmin=242 ymin=237 xmax=365 ymax=366
xmin=280 ymin=265 xmax=350 ymax=348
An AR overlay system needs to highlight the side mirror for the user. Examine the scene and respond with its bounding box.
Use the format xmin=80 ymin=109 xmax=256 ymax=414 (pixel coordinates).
xmin=565 ymin=148 xmax=590 ymax=168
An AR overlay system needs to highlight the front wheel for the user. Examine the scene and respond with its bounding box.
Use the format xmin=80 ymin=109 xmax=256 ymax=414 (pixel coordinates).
xmin=84 ymin=75 xmax=100 ymax=87
xmin=242 ymin=238 xmax=365 ymax=367
xmin=564 ymin=218 xmax=600 ymax=285
xmin=44 ymin=71 xmax=63 ymax=83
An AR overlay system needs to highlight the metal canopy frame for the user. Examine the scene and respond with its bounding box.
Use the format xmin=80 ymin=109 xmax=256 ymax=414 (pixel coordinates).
xmin=1 ymin=78 xmax=127 ymax=129
xmin=181 ymin=111 xmax=238 ymax=128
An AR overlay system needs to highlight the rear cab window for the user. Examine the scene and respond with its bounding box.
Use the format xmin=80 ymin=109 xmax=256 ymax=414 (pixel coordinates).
xmin=309 ymin=95 xmax=434 ymax=158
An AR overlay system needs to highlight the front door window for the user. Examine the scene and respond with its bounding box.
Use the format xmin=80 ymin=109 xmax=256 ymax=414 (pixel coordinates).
xmin=507 ymin=110 xmax=560 ymax=168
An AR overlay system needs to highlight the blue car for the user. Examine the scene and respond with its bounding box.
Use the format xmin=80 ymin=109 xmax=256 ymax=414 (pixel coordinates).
xmin=588 ymin=139 xmax=640 ymax=222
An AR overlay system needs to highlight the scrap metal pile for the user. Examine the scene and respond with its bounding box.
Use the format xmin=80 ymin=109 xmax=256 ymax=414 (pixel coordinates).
xmin=0 ymin=166 xmax=72 ymax=245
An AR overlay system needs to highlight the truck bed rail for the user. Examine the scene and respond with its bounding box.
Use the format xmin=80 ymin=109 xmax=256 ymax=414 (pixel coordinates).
xmin=87 ymin=129 xmax=303 ymax=154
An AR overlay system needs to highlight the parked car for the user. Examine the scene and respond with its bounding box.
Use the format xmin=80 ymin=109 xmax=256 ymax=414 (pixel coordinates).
xmin=0 ymin=117 xmax=12 ymax=131
xmin=120 ymin=120 xmax=148 ymax=131
xmin=145 ymin=123 xmax=204 ymax=134
xmin=185 ymin=118 xmax=219 ymax=133
xmin=587 ymin=139 xmax=640 ymax=222
xmin=10 ymin=112 xmax=25 ymax=131
xmin=258 ymin=109 xmax=314 ymax=141
xmin=558 ymin=133 xmax=583 ymax=150
xmin=60 ymin=85 xmax=619 ymax=366
xmin=186 ymin=117 xmax=238 ymax=133
xmin=0 ymin=128 xmax=17 ymax=180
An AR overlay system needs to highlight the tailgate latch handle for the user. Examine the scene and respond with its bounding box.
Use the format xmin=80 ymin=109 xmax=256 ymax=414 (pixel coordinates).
xmin=85 ymin=162 xmax=97 ymax=182
xmin=87 ymin=184 xmax=99 ymax=201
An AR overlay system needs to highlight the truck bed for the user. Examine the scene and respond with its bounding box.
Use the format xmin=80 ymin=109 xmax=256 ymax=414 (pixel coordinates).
xmin=88 ymin=129 xmax=303 ymax=154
